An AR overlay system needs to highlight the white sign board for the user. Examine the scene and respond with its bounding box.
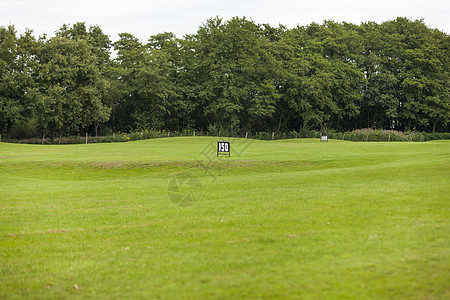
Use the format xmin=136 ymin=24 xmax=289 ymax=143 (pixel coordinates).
xmin=217 ymin=141 xmax=230 ymax=157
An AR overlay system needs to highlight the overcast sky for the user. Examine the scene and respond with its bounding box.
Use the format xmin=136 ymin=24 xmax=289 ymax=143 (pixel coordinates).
xmin=1 ymin=0 xmax=449 ymax=42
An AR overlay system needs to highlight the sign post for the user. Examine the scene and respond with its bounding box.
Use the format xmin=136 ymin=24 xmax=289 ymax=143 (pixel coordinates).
xmin=217 ymin=141 xmax=230 ymax=157
xmin=321 ymin=135 xmax=328 ymax=142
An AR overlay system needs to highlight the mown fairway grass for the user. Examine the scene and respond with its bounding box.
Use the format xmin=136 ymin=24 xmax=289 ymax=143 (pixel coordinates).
xmin=0 ymin=137 xmax=449 ymax=299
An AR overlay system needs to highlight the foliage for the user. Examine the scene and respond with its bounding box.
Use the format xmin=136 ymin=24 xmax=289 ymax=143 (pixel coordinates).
xmin=1 ymin=18 xmax=449 ymax=139
xmin=0 ymin=26 xmax=37 ymax=138
xmin=421 ymin=131 xmax=450 ymax=141
xmin=340 ymin=128 xmax=425 ymax=142
xmin=32 ymin=35 xmax=111 ymax=141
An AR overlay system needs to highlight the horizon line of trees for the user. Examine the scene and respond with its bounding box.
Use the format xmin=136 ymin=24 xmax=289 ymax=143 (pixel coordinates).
xmin=1 ymin=17 xmax=449 ymax=141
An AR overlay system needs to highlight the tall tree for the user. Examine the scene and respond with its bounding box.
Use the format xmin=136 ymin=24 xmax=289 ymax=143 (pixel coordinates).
xmin=113 ymin=32 xmax=178 ymax=130
xmin=380 ymin=18 xmax=450 ymax=131
xmin=358 ymin=22 xmax=399 ymax=129
xmin=0 ymin=26 xmax=37 ymax=137
xmin=2 ymin=18 xmax=449 ymax=137
xmin=148 ymin=32 xmax=192 ymax=131
xmin=194 ymin=17 xmax=281 ymax=132
xmin=56 ymin=23 xmax=112 ymax=69
xmin=34 ymin=36 xmax=110 ymax=141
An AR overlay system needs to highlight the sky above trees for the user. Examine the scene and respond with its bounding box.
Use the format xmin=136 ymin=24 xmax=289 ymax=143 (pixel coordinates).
xmin=1 ymin=0 xmax=449 ymax=42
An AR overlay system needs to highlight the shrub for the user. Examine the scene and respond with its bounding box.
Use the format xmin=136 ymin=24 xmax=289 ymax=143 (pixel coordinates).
xmin=422 ymin=132 xmax=450 ymax=141
xmin=341 ymin=129 xmax=425 ymax=142
xmin=3 ymin=127 xmax=447 ymax=145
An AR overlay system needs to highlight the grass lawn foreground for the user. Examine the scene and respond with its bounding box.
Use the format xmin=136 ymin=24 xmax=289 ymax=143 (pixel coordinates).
xmin=0 ymin=137 xmax=449 ymax=299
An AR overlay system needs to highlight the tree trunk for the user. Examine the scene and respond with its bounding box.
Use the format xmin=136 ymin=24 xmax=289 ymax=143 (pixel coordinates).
xmin=277 ymin=114 xmax=283 ymax=132
xmin=6 ymin=122 xmax=13 ymax=139
xmin=281 ymin=112 xmax=291 ymax=133
xmin=372 ymin=109 xmax=378 ymax=129
xmin=50 ymin=126 xmax=55 ymax=143
xmin=432 ymin=120 xmax=437 ymax=133
xmin=367 ymin=109 xmax=370 ymax=129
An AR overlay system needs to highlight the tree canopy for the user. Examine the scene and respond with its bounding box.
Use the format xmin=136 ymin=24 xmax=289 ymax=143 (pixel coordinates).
xmin=1 ymin=18 xmax=449 ymax=139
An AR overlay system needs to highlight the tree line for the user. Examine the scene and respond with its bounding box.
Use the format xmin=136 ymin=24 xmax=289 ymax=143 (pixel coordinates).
xmin=1 ymin=17 xmax=449 ymax=141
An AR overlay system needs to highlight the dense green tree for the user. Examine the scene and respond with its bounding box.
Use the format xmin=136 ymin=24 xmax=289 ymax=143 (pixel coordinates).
xmin=148 ymin=32 xmax=194 ymax=131
xmin=56 ymin=23 xmax=112 ymax=69
xmin=0 ymin=26 xmax=37 ymax=137
xmin=134 ymin=49 xmax=176 ymax=129
xmin=55 ymin=23 xmax=114 ymax=135
xmin=378 ymin=18 xmax=450 ymax=131
xmin=34 ymin=36 xmax=110 ymax=141
xmin=113 ymin=32 xmax=179 ymax=130
xmin=194 ymin=17 xmax=281 ymax=132
xmin=358 ymin=22 xmax=399 ymax=129
xmin=1 ymin=18 xmax=449 ymax=139
xmin=108 ymin=33 xmax=144 ymax=131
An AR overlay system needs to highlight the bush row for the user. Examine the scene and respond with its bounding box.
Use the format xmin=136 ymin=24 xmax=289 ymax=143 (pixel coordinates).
xmin=1 ymin=129 xmax=449 ymax=144
xmin=335 ymin=129 xmax=425 ymax=142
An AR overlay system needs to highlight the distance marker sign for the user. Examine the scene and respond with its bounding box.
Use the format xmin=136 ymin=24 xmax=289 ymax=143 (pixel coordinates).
xmin=217 ymin=141 xmax=230 ymax=157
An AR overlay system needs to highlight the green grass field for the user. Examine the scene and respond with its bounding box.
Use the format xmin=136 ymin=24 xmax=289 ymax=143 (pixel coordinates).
xmin=1 ymin=137 xmax=449 ymax=299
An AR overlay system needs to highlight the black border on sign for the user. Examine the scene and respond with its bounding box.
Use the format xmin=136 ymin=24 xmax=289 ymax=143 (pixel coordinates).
xmin=217 ymin=141 xmax=230 ymax=157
